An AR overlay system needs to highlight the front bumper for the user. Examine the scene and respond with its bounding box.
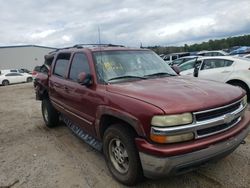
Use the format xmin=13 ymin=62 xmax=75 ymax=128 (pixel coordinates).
xmin=139 ymin=125 xmax=249 ymax=179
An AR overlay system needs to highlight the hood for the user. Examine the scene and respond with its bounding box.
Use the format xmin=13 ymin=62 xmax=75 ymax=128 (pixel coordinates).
xmin=106 ymin=76 xmax=244 ymax=114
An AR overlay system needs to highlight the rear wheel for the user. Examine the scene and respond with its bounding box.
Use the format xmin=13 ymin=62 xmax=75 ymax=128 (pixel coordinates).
xmin=27 ymin=77 xmax=33 ymax=82
xmin=103 ymin=124 xmax=143 ymax=186
xmin=41 ymin=99 xmax=59 ymax=127
xmin=2 ymin=80 xmax=9 ymax=86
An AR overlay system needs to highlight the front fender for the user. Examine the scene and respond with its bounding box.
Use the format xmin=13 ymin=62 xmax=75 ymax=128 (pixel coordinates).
xmin=95 ymin=105 xmax=146 ymax=139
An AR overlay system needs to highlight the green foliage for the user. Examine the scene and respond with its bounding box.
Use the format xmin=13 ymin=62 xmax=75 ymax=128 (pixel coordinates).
xmin=147 ymin=34 xmax=250 ymax=54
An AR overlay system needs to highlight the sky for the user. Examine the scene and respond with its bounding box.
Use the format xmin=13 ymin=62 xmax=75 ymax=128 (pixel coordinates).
xmin=0 ymin=0 xmax=250 ymax=48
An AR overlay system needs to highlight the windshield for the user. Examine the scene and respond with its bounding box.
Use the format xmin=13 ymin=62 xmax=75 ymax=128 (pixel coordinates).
xmin=179 ymin=59 xmax=196 ymax=71
xmin=93 ymin=50 xmax=177 ymax=83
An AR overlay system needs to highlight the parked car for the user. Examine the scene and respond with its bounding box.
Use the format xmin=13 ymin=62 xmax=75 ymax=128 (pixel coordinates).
xmin=20 ymin=68 xmax=32 ymax=74
xmin=180 ymin=56 xmax=250 ymax=99
xmin=170 ymin=55 xmax=200 ymax=66
xmin=0 ymin=72 xmax=33 ymax=86
xmin=197 ymin=50 xmax=228 ymax=56
xmin=0 ymin=68 xmax=31 ymax=75
xmin=162 ymin=52 xmax=190 ymax=64
xmin=34 ymin=44 xmax=249 ymax=186
xmin=229 ymin=46 xmax=250 ymax=55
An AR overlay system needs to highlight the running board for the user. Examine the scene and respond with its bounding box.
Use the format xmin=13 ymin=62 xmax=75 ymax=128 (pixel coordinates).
xmin=60 ymin=115 xmax=103 ymax=151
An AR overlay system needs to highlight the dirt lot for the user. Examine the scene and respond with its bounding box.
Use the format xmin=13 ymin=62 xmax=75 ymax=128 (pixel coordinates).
xmin=0 ymin=83 xmax=249 ymax=188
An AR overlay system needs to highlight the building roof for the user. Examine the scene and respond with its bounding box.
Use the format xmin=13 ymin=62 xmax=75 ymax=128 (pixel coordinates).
xmin=0 ymin=44 xmax=56 ymax=50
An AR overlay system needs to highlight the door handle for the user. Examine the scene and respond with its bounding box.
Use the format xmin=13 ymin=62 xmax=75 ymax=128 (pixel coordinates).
xmin=63 ymin=86 xmax=69 ymax=92
xmin=54 ymin=83 xmax=60 ymax=87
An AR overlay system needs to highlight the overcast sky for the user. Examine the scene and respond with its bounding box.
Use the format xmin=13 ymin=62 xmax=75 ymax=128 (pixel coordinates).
xmin=0 ymin=0 xmax=249 ymax=48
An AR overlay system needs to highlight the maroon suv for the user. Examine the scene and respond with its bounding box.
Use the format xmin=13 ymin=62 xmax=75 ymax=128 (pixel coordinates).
xmin=34 ymin=44 xmax=250 ymax=185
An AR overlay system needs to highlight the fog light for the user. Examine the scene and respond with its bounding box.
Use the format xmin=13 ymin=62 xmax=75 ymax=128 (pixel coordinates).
xmin=150 ymin=132 xmax=194 ymax=144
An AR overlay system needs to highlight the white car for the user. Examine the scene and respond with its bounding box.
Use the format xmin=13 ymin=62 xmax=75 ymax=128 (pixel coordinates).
xmin=179 ymin=56 xmax=250 ymax=98
xmin=197 ymin=50 xmax=228 ymax=56
xmin=0 ymin=72 xmax=33 ymax=86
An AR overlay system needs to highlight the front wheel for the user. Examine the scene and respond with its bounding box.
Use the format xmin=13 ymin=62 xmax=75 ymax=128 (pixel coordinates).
xmin=41 ymin=99 xmax=59 ymax=127
xmin=2 ymin=80 xmax=9 ymax=86
xmin=103 ymin=124 xmax=143 ymax=186
xmin=27 ymin=77 xmax=33 ymax=82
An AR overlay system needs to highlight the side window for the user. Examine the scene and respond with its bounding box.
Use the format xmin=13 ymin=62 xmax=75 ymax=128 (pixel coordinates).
xmin=10 ymin=70 xmax=17 ymax=72
xmin=53 ymin=53 xmax=71 ymax=78
xmin=224 ymin=60 xmax=233 ymax=66
xmin=163 ymin=56 xmax=170 ymax=61
xmin=172 ymin=55 xmax=178 ymax=60
xmin=201 ymin=59 xmax=225 ymax=70
xmin=69 ymin=53 xmax=90 ymax=82
xmin=6 ymin=73 xmax=18 ymax=76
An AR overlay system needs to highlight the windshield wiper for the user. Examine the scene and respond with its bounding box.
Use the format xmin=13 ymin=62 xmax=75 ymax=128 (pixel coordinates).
xmin=108 ymin=75 xmax=146 ymax=82
xmin=144 ymin=72 xmax=176 ymax=77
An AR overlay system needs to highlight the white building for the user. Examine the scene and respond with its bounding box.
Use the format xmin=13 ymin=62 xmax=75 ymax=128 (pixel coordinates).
xmin=0 ymin=45 xmax=56 ymax=71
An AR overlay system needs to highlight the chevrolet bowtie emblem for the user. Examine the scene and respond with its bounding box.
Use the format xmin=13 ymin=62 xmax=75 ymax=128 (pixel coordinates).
xmin=224 ymin=113 xmax=235 ymax=124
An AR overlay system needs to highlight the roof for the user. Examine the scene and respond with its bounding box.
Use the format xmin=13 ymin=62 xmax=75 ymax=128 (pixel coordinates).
xmin=197 ymin=50 xmax=228 ymax=55
xmin=0 ymin=44 xmax=56 ymax=50
xmin=50 ymin=44 xmax=149 ymax=53
xmin=197 ymin=56 xmax=235 ymax=61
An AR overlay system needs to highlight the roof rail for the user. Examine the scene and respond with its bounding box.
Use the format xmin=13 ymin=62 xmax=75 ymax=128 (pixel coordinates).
xmin=73 ymin=44 xmax=125 ymax=48
xmin=48 ymin=44 xmax=125 ymax=53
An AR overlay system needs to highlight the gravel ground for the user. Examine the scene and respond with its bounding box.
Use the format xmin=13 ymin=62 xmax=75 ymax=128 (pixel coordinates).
xmin=0 ymin=83 xmax=249 ymax=188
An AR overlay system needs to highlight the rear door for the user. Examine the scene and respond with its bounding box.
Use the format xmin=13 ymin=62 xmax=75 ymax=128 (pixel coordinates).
xmin=198 ymin=59 xmax=234 ymax=82
xmin=49 ymin=53 xmax=71 ymax=107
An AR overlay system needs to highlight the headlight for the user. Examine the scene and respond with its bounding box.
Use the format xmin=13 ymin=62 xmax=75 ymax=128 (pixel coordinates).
xmin=151 ymin=113 xmax=193 ymax=127
xmin=242 ymin=95 xmax=248 ymax=106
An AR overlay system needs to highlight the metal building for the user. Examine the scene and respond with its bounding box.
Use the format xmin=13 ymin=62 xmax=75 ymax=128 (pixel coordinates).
xmin=0 ymin=45 xmax=56 ymax=71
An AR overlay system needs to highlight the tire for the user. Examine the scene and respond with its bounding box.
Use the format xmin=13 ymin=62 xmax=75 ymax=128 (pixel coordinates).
xmin=27 ymin=77 xmax=33 ymax=82
xmin=103 ymin=124 xmax=143 ymax=186
xmin=2 ymin=80 xmax=9 ymax=86
xmin=41 ymin=98 xmax=59 ymax=127
xmin=230 ymin=82 xmax=250 ymax=101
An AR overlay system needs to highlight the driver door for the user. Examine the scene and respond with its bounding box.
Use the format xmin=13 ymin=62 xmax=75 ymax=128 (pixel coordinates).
xmin=62 ymin=52 xmax=97 ymax=135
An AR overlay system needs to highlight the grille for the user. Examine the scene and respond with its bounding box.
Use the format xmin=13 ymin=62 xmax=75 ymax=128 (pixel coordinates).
xmin=197 ymin=117 xmax=240 ymax=137
xmin=195 ymin=102 xmax=241 ymax=122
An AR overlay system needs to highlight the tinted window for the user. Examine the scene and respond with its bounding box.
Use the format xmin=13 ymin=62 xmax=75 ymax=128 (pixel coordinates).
xmin=10 ymin=70 xmax=18 ymax=72
xmin=224 ymin=60 xmax=233 ymax=66
xmin=163 ymin=56 xmax=170 ymax=61
xmin=69 ymin=53 xmax=90 ymax=81
xmin=54 ymin=53 xmax=71 ymax=77
xmin=18 ymin=69 xmax=24 ymax=73
xmin=172 ymin=55 xmax=178 ymax=60
xmin=6 ymin=73 xmax=22 ymax=76
xmin=34 ymin=66 xmax=41 ymax=72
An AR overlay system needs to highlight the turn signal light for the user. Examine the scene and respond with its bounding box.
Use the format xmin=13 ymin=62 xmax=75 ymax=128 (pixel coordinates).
xmin=150 ymin=132 xmax=194 ymax=144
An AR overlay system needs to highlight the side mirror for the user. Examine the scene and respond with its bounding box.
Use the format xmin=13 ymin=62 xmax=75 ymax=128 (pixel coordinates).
xmin=193 ymin=63 xmax=200 ymax=77
xmin=78 ymin=72 xmax=92 ymax=86
xmin=171 ymin=65 xmax=180 ymax=75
